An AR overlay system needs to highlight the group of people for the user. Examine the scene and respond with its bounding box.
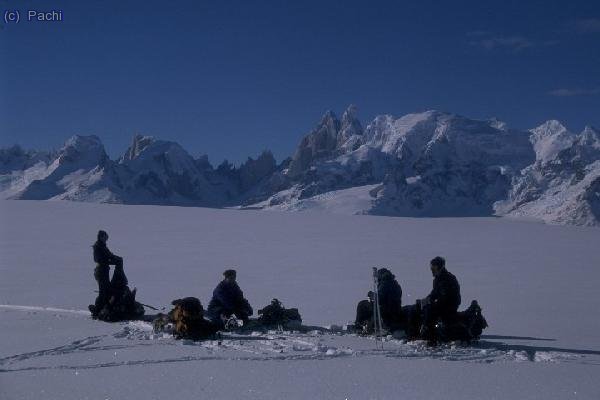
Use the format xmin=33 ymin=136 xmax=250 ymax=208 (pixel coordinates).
xmin=90 ymin=230 xmax=253 ymax=328
xmin=91 ymin=230 xmax=482 ymax=343
xmin=354 ymin=257 xmax=462 ymax=341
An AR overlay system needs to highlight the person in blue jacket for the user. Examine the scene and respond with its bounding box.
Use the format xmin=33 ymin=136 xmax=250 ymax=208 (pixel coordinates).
xmin=206 ymin=269 xmax=253 ymax=328
xmin=376 ymin=268 xmax=404 ymax=332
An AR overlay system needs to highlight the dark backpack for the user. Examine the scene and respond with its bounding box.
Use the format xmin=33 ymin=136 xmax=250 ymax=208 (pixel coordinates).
xmin=168 ymin=297 xmax=218 ymax=340
xmin=257 ymin=298 xmax=302 ymax=328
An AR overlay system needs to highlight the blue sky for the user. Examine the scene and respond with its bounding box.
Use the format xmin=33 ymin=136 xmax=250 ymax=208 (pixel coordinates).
xmin=1 ymin=0 xmax=599 ymax=164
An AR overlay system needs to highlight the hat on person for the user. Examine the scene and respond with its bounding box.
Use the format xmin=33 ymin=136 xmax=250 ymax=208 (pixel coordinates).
xmin=223 ymin=269 xmax=237 ymax=279
xmin=430 ymin=256 xmax=446 ymax=269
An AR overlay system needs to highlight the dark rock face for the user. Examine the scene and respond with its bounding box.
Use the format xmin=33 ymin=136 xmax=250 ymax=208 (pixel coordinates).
xmin=238 ymin=151 xmax=277 ymax=192
xmin=288 ymin=110 xmax=341 ymax=177
xmin=0 ymin=145 xmax=54 ymax=174
xmin=288 ymin=105 xmax=363 ymax=178
xmin=120 ymin=134 xmax=155 ymax=163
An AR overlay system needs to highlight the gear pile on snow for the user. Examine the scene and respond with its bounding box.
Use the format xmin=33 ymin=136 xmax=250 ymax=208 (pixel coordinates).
xmin=89 ymin=288 xmax=144 ymax=322
xmin=89 ymin=266 xmax=144 ymax=322
xmin=402 ymin=299 xmax=488 ymax=342
xmin=151 ymin=298 xmax=305 ymax=340
xmin=153 ymin=297 xmax=218 ymax=341
xmin=257 ymin=298 xmax=302 ymax=329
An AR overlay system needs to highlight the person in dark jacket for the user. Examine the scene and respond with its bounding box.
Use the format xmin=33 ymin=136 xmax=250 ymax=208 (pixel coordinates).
xmin=206 ymin=269 xmax=253 ymax=328
xmin=354 ymin=291 xmax=374 ymax=333
xmin=376 ymin=268 xmax=403 ymax=332
xmin=420 ymin=256 xmax=461 ymax=338
xmin=92 ymin=230 xmax=123 ymax=314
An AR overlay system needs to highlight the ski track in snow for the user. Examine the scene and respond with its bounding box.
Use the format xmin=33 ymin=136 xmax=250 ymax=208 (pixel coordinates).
xmin=0 ymin=305 xmax=593 ymax=373
xmin=0 ymin=304 xmax=90 ymax=315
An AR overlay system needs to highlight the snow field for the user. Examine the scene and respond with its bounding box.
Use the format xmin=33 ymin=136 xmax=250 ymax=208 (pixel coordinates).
xmin=1 ymin=200 xmax=599 ymax=399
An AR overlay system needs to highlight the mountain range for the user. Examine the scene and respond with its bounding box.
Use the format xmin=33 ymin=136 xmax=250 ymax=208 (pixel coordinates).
xmin=1 ymin=106 xmax=599 ymax=226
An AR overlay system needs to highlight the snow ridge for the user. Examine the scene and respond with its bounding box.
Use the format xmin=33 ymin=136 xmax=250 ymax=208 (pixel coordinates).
xmin=2 ymin=108 xmax=599 ymax=226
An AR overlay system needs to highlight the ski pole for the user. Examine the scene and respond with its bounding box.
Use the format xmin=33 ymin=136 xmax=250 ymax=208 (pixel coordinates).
xmin=372 ymin=267 xmax=382 ymax=349
xmin=139 ymin=303 xmax=164 ymax=311
xmin=372 ymin=267 xmax=385 ymax=350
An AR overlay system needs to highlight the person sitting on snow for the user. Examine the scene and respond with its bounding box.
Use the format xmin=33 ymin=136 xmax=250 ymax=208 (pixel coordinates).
xmin=354 ymin=291 xmax=374 ymax=333
xmin=419 ymin=256 xmax=461 ymax=339
xmin=376 ymin=268 xmax=404 ymax=332
xmin=206 ymin=269 xmax=253 ymax=328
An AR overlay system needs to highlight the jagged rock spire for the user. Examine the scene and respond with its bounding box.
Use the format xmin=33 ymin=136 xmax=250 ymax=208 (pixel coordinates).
xmin=121 ymin=134 xmax=155 ymax=162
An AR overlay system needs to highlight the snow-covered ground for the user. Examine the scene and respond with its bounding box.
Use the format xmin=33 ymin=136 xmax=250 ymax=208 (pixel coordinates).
xmin=250 ymin=184 xmax=379 ymax=214
xmin=1 ymin=200 xmax=599 ymax=399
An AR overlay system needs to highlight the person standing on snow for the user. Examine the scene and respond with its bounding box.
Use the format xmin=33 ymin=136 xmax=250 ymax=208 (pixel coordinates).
xmin=91 ymin=230 xmax=123 ymax=315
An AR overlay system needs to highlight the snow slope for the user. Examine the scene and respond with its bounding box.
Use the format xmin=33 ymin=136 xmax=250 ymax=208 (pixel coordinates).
xmin=497 ymin=126 xmax=600 ymax=226
xmin=248 ymin=184 xmax=379 ymax=214
xmin=1 ymin=200 xmax=599 ymax=399
xmin=529 ymin=120 xmax=576 ymax=164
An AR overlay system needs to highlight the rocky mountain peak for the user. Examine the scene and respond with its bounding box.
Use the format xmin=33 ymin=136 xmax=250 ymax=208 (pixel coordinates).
xmin=340 ymin=104 xmax=362 ymax=134
xmin=556 ymin=125 xmax=600 ymax=164
xmin=287 ymin=110 xmax=343 ymax=177
xmin=0 ymin=145 xmax=54 ymax=174
xmin=238 ymin=150 xmax=277 ymax=191
xmin=488 ymin=117 xmax=508 ymax=130
xmin=320 ymin=110 xmax=338 ymax=124
xmin=530 ymin=120 xmax=575 ymax=164
xmin=341 ymin=104 xmax=358 ymax=125
xmin=531 ymin=120 xmax=569 ymax=138
xmin=2 ymin=106 xmax=599 ymax=226
xmin=57 ymin=135 xmax=107 ymax=166
xmin=121 ymin=134 xmax=156 ymax=162
xmin=580 ymin=126 xmax=600 ymax=143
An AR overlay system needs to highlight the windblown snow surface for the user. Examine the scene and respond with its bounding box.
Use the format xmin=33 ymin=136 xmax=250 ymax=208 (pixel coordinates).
xmin=1 ymin=200 xmax=599 ymax=399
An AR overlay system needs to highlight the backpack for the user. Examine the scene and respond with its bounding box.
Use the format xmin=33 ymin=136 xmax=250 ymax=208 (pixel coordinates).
xmin=257 ymin=298 xmax=302 ymax=328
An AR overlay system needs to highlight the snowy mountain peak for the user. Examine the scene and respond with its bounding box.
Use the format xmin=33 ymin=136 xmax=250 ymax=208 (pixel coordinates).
xmin=338 ymin=104 xmax=364 ymax=152
xmin=363 ymin=110 xmax=447 ymax=157
xmin=557 ymin=125 xmax=600 ymax=164
xmin=488 ymin=117 xmax=508 ymax=130
xmin=531 ymin=120 xmax=569 ymax=138
xmin=319 ymin=110 xmax=338 ymax=125
xmin=0 ymin=145 xmax=54 ymax=174
xmin=580 ymin=125 xmax=600 ymax=143
xmin=57 ymin=135 xmax=108 ymax=166
xmin=120 ymin=137 xmax=199 ymax=176
xmin=62 ymin=134 xmax=104 ymax=152
xmin=529 ymin=120 xmax=575 ymax=164
xmin=2 ymin=106 xmax=599 ymax=227
xmin=4 ymin=135 xmax=110 ymax=201
xmin=341 ymin=104 xmax=358 ymax=124
xmin=121 ymin=134 xmax=156 ymax=162
xmin=287 ymin=110 xmax=343 ymax=176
